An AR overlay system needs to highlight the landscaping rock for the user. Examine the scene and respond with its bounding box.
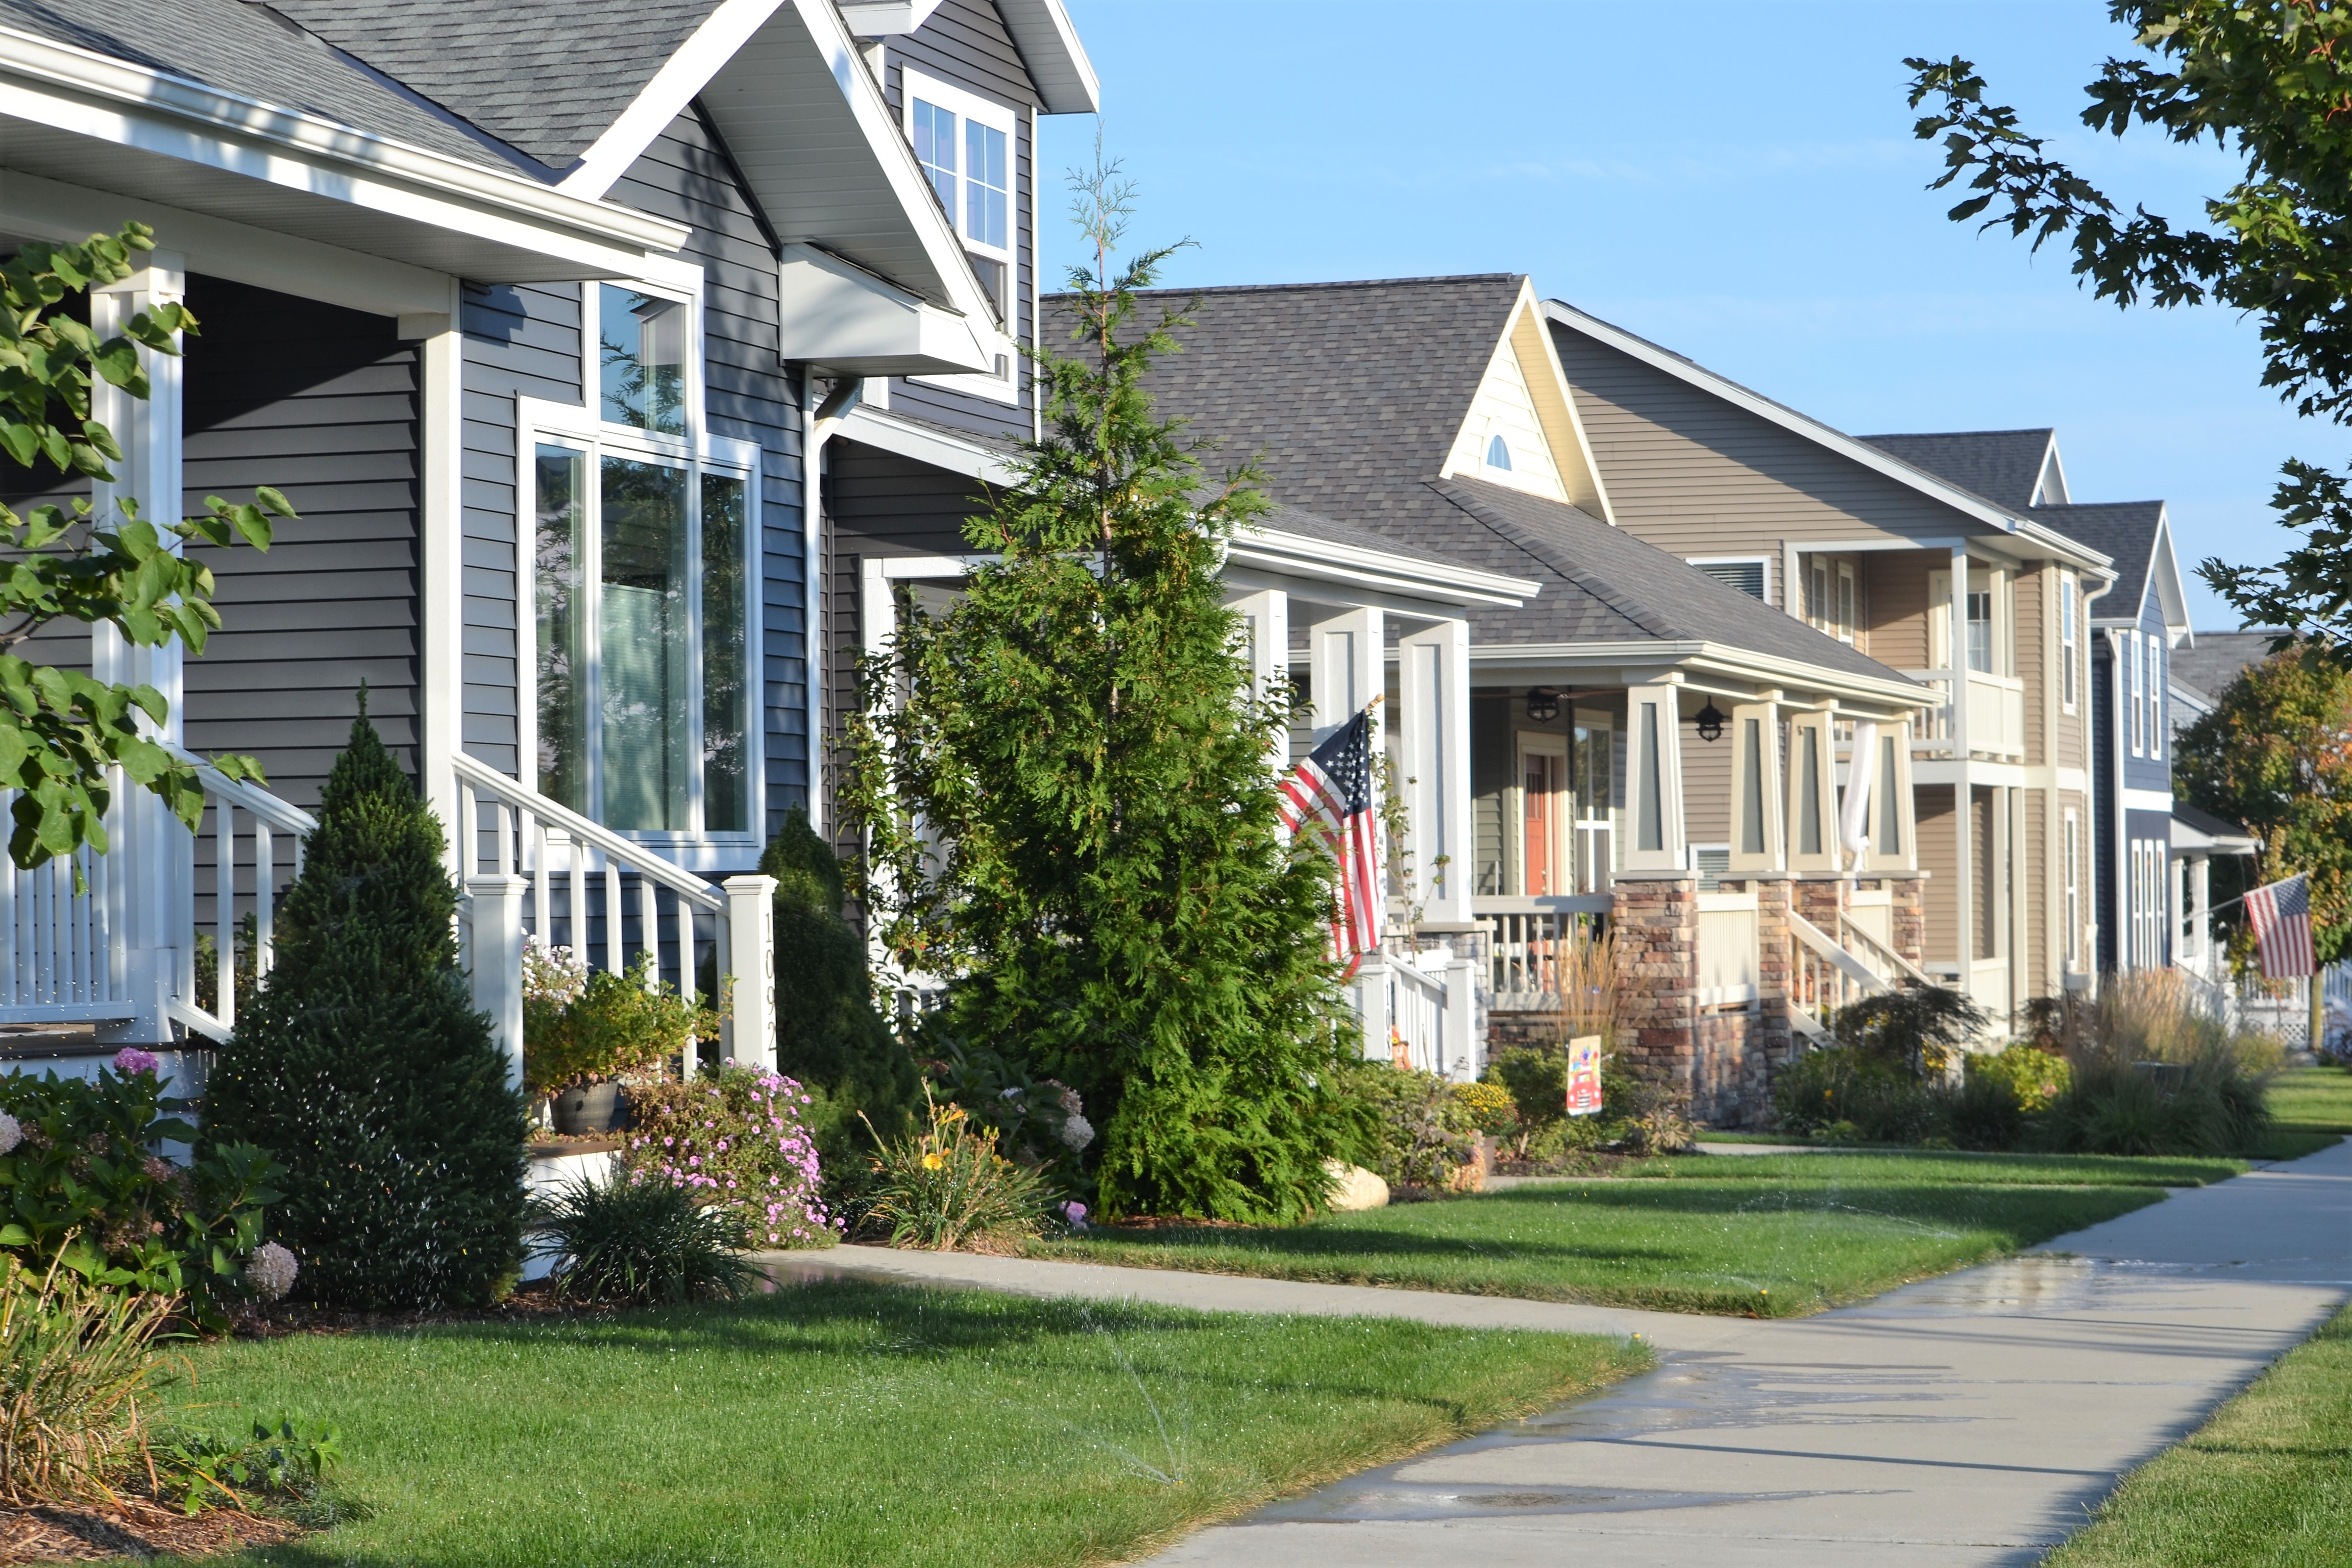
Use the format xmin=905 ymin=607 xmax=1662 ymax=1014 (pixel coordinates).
xmin=1323 ymin=1161 xmax=1390 ymax=1209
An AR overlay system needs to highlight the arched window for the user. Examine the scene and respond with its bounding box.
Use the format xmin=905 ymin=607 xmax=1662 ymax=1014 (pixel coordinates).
xmin=1485 ymin=433 xmax=1512 ymax=471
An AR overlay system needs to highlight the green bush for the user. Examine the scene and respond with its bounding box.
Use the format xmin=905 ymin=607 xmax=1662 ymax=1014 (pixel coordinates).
xmin=0 ymin=1059 xmax=278 ymax=1323
xmin=925 ymin=1036 xmax=1095 ymax=1185
xmin=619 ymin=1064 xmax=832 ymax=1249
xmin=523 ymin=946 xmax=725 ymax=1098
xmin=527 ymin=1176 xmax=756 ymax=1306
xmin=760 ymin=809 xmax=922 ymax=1175
xmin=203 ymin=706 xmax=529 ymax=1309
xmin=856 ymin=1090 xmax=1058 ymax=1252
xmin=2029 ymin=973 xmax=2275 ymax=1156
xmin=1334 ymin=1063 xmax=1480 ymax=1190
xmin=1772 ymin=1046 xmax=1947 ymax=1144
xmin=1968 ymin=1043 xmax=2073 ymax=1112
xmin=1481 ymin=1046 xmax=1694 ymax=1164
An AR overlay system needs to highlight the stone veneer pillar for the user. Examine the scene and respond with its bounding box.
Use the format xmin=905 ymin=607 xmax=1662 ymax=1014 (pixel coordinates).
xmin=1753 ymin=872 xmax=1794 ymax=1075
xmin=1610 ymin=874 xmax=1698 ymax=1097
xmin=1891 ymin=873 xmax=1927 ymax=968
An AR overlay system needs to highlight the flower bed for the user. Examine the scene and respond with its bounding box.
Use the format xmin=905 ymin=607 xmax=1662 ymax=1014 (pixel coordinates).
xmin=620 ymin=1066 xmax=833 ymax=1247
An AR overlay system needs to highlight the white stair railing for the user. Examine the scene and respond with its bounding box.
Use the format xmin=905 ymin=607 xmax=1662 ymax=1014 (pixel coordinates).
xmin=448 ymin=754 xmax=774 ymax=1085
xmin=0 ymin=758 xmax=315 ymax=1044
xmin=1785 ymin=908 xmax=1890 ymax=1044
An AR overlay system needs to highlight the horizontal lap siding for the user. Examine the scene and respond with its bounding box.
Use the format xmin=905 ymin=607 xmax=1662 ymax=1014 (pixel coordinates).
xmin=612 ymin=113 xmax=807 ymax=838
xmin=181 ymin=275 xmax=417 ymax=806
xmin=1557 ymin=330 xmax=1972 ymax=606
xmin=0 ymin=459 xmax=91 ymax=676
xmin=461 ymin=280 xmax=582 ymax=782
xmin=1916 ymin=783 xmax=1958 ymax=967
xmin=885 ymin=0 xmax=1037 ymax=440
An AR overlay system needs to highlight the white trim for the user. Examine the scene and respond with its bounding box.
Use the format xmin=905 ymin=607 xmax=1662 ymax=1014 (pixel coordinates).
xmin=899 ymin=68 xmax=1020 ymax=403
xmin=418 ymin=287 xmax=466 ymax=876
xmin=0 ymin=23 xmax=688 ymax=269
xmin=1466 ymin=639 xmax=1931 ymax=714
xmin=836 ymin=404 xmax=1019 ymax=482
xmin=2123 ymin=787 xmax=2177 ymax=815
xmin=1545 ymin=299 xmax=2117 ymax=572
xmin=514 ymin=391 xmax=768 ymax=853
xmin=994 ymin=0 xmax=1100 ymax=114
xmin=560 ymin=0 xmax=789 ymax=198
xmin=1228 ymin=529 xmax=1537 ymax=608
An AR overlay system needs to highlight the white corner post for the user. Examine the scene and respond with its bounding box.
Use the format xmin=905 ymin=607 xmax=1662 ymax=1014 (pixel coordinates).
xmin=1623 ymin=682 xmax=1688 ymax=872
xmin=1949 ymin=545 xmax=1973 ymax=978
xmin=2169 ymin=850 xmax=2187 ymax=968
xmin=1306 ymin=605 xmax=1382 ymax=742
xmin=2191 ymin=854 xmax=2211 ymax=968
xmin=406 ymin=287 xmax=466 ymax=879
xmin=467 ymin=874 xmax=527 ymax=1092
xmin=1229 ymin=587 xmax=1291 ymax=774
xmin=722 ymin=874 xmax=777 ymax=1070
xmin=1396 ymin=617 xmax=1472 ymax=924
xmin=89 ymin=253 xmax=187 ymax=1044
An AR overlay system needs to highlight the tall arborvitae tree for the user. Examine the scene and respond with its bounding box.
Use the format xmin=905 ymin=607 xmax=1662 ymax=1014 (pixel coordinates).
xmin=760 ymin=805 xmax=920 ymax=1169
xmin=844 ymin=162 xmax=1353 ymax=1222
xmin=204 ymin=704 xmax=526 ymax=1307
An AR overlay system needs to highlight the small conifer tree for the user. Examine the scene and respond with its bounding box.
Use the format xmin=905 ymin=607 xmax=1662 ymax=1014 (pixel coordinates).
xmin=844 ymin=161 xmax=1353 ymax=1221
xmin=760 ymin=806 xmax=920 ymax=1168
xmin=203 ymin=703 xmax=527 ymax=1307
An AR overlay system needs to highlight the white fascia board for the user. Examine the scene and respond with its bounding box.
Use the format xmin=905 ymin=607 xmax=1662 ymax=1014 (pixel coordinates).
xmin=995 ymin=0 xmax=1101 ymax=114
xmin=779 ymin=243 xmax=993 ymax=376
xmin=1228 ymin=527 xmax=1536 ymax=608
xmin=836 ymin=405 xmax=1021 ymax=485
xmin=560 ymin=0 xmax=791 ymax=199
xmin=1468 ymin=638 xmax=1934 ymax=713
xmin=0 ymin=168 xmax=451 ymax=318
xmin=2147 ymin=511 xmax=2192 ymax=635
xmin=1545 ymin=299 xmax=2119 ymax=566
xmin=0 ymin=25 xmax=687 ymax=269
xmin=2013 ymin=517 xmax=2116 ymax=575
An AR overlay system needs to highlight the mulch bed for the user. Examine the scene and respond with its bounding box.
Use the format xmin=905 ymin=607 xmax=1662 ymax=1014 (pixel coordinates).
xmin=0 ymin=1498 xmax=300 ymax=1563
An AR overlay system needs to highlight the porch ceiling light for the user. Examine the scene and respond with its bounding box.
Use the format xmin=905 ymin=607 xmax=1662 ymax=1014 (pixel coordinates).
xmin=1694 ymin=700 xmax=1727 ymax=743
xmin=1525 ymin=687 xmax=1562 ymax=723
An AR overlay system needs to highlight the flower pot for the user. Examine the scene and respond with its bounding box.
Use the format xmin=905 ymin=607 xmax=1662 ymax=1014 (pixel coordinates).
xmin=551 ymin=1082 xmax=623 ymax=1136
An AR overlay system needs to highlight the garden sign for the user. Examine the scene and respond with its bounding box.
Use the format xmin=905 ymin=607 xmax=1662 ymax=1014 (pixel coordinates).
xmin=1564 ymin=1034 xmax=1603 ymax=1117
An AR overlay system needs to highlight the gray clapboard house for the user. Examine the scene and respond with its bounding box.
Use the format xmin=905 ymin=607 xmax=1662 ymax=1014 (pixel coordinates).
xmin=0 ymin=0 xmax=1098 ymax=1075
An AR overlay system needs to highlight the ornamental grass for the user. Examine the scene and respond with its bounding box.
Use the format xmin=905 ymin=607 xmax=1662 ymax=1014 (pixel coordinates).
xmin=858 ymin=1089 xmax=1054 ymax=1253
xmin=0 ymin=1251 xmax=173 ymax=1507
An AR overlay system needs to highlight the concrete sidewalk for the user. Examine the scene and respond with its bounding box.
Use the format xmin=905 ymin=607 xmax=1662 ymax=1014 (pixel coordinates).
xmin=766 ymin=1140 xmax=2352 ymax=1566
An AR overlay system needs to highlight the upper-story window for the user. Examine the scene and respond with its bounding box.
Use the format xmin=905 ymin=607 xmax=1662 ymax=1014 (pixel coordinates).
xmin=1806 ymin=556 xmax=1857 ymax=644
xmin=2128 ymin=630 xmax=2145 ymax=755
xmin=1965 ymin=589 xmax=1994 ymax=673
xmin=599 ymin=284 xmax=686 ymax=436
xmin=2059 ymin=575 xmax=2078 ymax=711
xmin=2148 ymin=637 xmax=2163 ymax=761
xmin=903 ymin=70 xmax=1016 ymax=321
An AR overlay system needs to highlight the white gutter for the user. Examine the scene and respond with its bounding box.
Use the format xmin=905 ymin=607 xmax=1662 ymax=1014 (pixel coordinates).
xmin=1470 ymin=638 xmax=1935 ymax=713
xmin=0 ymin=24 xmax=689 ymax=261
xmin=1228 ymin=527 xmax=1536 ymax=608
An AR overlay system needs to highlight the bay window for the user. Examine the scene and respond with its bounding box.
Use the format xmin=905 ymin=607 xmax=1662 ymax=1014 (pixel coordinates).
xmin=519 ymin=283 xmax=758 ymax=844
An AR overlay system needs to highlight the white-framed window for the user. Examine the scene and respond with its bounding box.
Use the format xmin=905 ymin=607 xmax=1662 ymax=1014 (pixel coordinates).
xmin=516 ymin=287 xmax=760 ymax=846
xmin=2059 ymin=574 xmax=2078 ymax=712
xmin=1689 ymin=556 xmax=1770 ymax=601
xmin=901 ymin=70 xmax=1015 ymax=311
xmin=2064 ymin=808 xmax=2079 ymax=967
xmin=2128 ymin=630 xmax=2145 ymax=755
xmin=1805 ymin=556 xmax=1858 ymax=644
xmin=2148 ymin=638 xmax=2163 ymax=761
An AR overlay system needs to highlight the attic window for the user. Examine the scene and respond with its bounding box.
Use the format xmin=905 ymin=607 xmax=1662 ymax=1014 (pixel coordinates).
xmin=1485 ymin=434 xmax=1512 ymax=471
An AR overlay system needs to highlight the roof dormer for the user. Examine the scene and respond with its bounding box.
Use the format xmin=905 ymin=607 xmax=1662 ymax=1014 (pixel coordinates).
xmin=1439 ymin=284 xmax=1613 ymax=521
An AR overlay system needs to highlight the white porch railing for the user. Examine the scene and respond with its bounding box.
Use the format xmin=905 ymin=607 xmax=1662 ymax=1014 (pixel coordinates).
xmin=1785 ymin=907 xmax=1891 ymax=1044
xmin=1386 ymin=958 xmax=1446 ymax=1074
xmin=0 ymin=758 xmax=316 ymax=1045
xmin=1904 ymin=669 xmax=2024 ymax=759
xmin=1473 ymin=894 xmax=1610 ymax=1010
xmin=448 ymin=754 xmax=775 ymax=1083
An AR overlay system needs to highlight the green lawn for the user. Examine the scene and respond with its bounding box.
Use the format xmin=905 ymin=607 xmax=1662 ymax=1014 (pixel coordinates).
xmin=167 ymin=1281 xmax=1643 ymax=1567
xmin=2256 ymin=1066 xmax=2352 ymax=1160
xmin=2046 ymin=1303 xmax=2352 ymax=1567
xmin=1034 ymin=1166 xmax=2177 ymax=1317
xmin=1622 ymin=1150 xmax=2247 ymax=1187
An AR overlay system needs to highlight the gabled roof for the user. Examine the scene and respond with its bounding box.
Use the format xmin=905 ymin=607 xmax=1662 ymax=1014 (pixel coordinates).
xmin=2030 ymin=501 xmax=2188 ymax=632
xmin=2172 ymin=629 xmax=2292 ymax=701
xmin=265 ymin=0 xmax=720 ymax=172
xmin=1859 ymin=428 xmax=2060 ymax=512
xmin=1545 ymin=302 xmax=2113 ymax=575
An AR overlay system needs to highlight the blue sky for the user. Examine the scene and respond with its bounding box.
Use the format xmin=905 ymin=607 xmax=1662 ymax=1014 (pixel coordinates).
xmin=1040 ymin=1 xmax=2315 ymax=629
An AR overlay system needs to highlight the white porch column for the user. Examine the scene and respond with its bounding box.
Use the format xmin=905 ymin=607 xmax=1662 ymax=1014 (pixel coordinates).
xmin=467 ymin=874 xmax=527 ymax=1092
xmin=1396 ymin=618 xmax=1471 ymax=923
xmin=2169 ymin=850 xmax=2187 ymax=968
xmin=1949 ymin=545 xmax=1972 ymax=983
xmin=89 ymin=255 xmax=187 ymax=1044
xmin=2191 ymin=855 xmax=2211 ymax=968
xmin=405 ymin=289 xmax=466 ymax=875
xmin=1623 ymin=683 xmax=1687 ymax=872
xmin=1728 ymin=701 xmax=1783 ymax=873
xmin=722 ymin=874 xmax=777 ymax=1070
xmin=1229 ymin=587 xmax=1291 ymax=774
xmin=1306 ymin=605 xmax=1382 ymax=742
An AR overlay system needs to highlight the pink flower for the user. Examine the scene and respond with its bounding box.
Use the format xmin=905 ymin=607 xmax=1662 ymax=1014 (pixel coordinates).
xmin=111 ymin=1048 xmax=160 ymax=1077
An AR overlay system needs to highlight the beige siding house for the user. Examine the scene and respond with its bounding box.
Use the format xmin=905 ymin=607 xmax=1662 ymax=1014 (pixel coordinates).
xmin=1548 ymin=305 xmax=2116 ymax=1021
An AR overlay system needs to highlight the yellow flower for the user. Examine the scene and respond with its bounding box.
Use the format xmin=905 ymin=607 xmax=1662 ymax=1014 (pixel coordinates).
xmin=922 ymin=1152 xmax=945 ymax=1171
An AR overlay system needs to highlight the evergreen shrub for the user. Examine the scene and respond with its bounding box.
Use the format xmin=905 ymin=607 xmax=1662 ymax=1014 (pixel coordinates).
xmin=203 ymin=708 xmax=528 ymax=1309
xmin=759 ymin=808 xmax=920 ymax=1174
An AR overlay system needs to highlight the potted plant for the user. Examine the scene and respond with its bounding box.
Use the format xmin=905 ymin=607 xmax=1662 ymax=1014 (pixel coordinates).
xmin=523 ymin=939 xmax=728 ymax=1134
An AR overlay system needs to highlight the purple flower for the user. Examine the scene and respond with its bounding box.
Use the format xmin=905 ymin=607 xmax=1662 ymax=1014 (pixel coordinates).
xmin=111 ymin=1048 xmax=160 ymax=1077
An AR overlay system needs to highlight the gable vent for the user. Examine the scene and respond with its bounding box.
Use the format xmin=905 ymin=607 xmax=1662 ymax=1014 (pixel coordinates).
xmin=1692 ymin=559 xmax=1766 ymax=600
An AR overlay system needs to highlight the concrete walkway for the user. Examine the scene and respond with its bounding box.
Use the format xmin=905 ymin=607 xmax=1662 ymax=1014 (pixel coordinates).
xmin=766 ymin=1139 xmax=2352 ymax=1566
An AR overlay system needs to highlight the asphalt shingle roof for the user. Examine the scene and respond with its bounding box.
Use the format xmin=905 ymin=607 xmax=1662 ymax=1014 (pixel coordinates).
xmin=266 ymin=0 xmax=720 ymax=170
xmin=2172 ymin=629 xmax=2292 ymax=702
xmin=2030 ymin=501 xmax=2165 ymax=617
xmin=1860 ymin=429 xmax=2053 ymax=512
xmin=1047 ymin=277 xmax=1915 ymax=690
xmin=2 ymin=0 xmax=536 ymax=172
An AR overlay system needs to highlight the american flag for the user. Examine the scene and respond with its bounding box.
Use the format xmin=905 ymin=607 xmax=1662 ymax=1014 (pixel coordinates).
xmin=2246 ymin=872 xmax=2317 ymax=979
xmin=1278 ymin=708 xmax=1382 ymax=974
